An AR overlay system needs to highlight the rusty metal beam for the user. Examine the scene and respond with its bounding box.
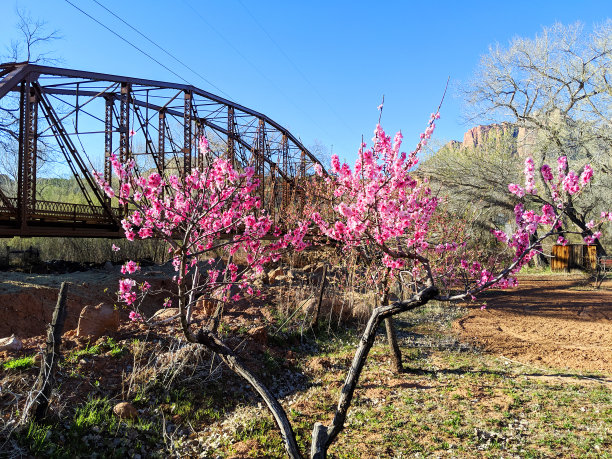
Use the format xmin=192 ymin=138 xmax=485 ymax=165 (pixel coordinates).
xmin=119 ymin=82 xmax=130 ymax=164
xmin=0 ymin=62 xmax=326 ymax=238
xmin=184 ymin=90 xmax=192 ymax=176
xmin=104 ymin=95 xmax=113 ymax=205
xmin=0 ymin=63 xmax=324 ymax=166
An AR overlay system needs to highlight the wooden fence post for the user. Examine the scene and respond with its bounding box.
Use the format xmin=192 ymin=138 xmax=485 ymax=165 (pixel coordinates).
xmin=27 ymin=282 xmax=69 ymax=421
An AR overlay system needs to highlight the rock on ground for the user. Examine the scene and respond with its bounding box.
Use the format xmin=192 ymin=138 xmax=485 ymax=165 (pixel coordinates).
xmin=0 ymin=334 xmax=23 ymax=351
xmin=113 ymin=402 xmax=138 ymax=419
xmin=77 ymin=303 xmax=119 ymax=339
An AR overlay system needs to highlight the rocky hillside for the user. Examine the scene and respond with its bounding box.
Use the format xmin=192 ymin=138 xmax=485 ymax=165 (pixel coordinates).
xmin=443 ymin=122 xmax=536 ymax=157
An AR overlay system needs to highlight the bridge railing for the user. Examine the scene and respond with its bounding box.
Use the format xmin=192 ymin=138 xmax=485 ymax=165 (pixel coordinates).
xmin=0 ymin=197 xmax=119 ymax=224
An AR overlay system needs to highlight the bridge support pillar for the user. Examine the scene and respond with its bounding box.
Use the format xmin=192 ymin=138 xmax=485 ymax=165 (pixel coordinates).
xmin=18 ymin=78 xmax=38 ymax=229
xmin=227 ymin=106 xmax=235 ymax=167
xmin=104 ymin=95 xmax=114 ymax=206
xmin=270 ymin=163 xmax=277 ymax=223
xmin=256 ymin=118 xmax=265 ymax=209
xmin=281 ymin=134 xmax=290 ymax=214
xmin=158 ymin=109 xmax=166 ymax=175
xmin=184 ymin=90 xmax=192 ymax=176
xmin=119 ymin=83 xmax=131 ymax=165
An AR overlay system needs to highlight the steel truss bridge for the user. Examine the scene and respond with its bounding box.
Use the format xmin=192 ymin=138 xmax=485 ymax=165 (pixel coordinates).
xmin=0 ymin=62 xmax=322 ymax=238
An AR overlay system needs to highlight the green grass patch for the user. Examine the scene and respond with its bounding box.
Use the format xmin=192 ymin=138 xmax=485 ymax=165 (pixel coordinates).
xmin=3 ymin=355 xmax=36 ymax=371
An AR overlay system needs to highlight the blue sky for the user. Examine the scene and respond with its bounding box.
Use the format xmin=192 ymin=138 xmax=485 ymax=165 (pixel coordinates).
xmin=1 ymin=0 xmax=610 ymax=165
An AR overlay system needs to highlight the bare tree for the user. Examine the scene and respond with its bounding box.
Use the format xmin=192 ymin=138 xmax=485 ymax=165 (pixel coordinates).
xmin=309 ymin=139 xmax=331 ymax=169
xmin=0 ymin=8 xmax=61 ymax=194
xmin=463 ymin=21 xmax=612 ymax=254
xmin=4 ymin=8 xmax=61 ymax=65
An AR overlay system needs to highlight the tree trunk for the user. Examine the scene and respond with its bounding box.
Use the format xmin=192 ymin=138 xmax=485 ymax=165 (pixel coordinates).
xmin=380 ymin=275 xmax=403 ymax=373
xmin=193 ymin=328 xmax=303 ymax=459
xmin=384 ymin=317 xmax=403 ymax=373
xmin=529 ymin=231 xmax=549 ymax=267
xmin=311 ymin=264 xmax=328 ymax=327
xmin=310 ymin=285 xmax=438 ymax=458
xmin=564 ymin=201 xmax=607 ymax=256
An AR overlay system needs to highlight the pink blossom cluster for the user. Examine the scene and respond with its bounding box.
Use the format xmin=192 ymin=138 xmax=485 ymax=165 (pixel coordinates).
xmin=497 ymin=156 xmax=607 ymax=256
xmin=94 ymin=141 xmax=308 ymax=314
xmin=508 ymin=157 xmax=538 ymax=197
xmin=509 ymin=157 xmax=594 ymax=201
xmin=312 ymin=117 xmax=440 ymax=271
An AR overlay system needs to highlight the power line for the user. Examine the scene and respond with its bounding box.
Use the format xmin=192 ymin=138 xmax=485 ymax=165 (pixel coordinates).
xmin=181 ymin=0 xmax=334 ymax=140
xmin=236 ymin=0 xmax=353 ymax=134
xmin=89 ymin=0 xmax=232 ymax=99
xmin=64 ymin=0 xmax=192 ymax=86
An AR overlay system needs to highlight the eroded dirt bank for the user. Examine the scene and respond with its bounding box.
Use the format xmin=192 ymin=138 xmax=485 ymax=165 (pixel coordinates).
xmin=0 ymin=265 xmax=175 ymax=339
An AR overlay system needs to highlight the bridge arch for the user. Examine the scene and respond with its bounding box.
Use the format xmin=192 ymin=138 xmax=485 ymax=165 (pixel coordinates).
xmin=0 ymin=63 xmax=323 ymax=237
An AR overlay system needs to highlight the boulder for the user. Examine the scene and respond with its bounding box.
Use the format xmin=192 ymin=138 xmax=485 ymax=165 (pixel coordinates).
xmin=268 ymin=267 xmax=284 ymax=282
xmin=150 ymin=308 xmax=180 ymax=323
xmin=77 ymin=303 xmax=119 ymax=339
xmin=299 ymin=298 xmax=317 ymax=314
xmin=0 ymin=334 xmax=23 ymax=352
xmin=247 ymin=326 xmax=268 ymax=345
xmin=113 ymin=401 xmax=138 ymax=420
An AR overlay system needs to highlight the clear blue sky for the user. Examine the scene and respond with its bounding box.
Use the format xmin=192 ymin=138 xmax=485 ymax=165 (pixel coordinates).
xmin=1 ymin=0 xmax=610 ymax=165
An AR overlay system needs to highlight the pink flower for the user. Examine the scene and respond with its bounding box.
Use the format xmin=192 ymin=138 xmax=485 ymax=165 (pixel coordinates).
xmin=524 ymin=157 xmax=537 ymax=194
xmin=119 ymin=278 xmax=136 ymax=294
xmin=557 ymin=156 xmax=567 ymax=175
xmin=562 ymin=171 xmax=580 ymax=195
xmin=199 ymin=136 xmax=210 ymax=154
xmin=112 ymin=244 xmax=120 ymax=252
xmin=508 ymin=183 xmax=525 ymax=197
xmin=540 ymin=164 xmax=553 ymax=182
xmin=163 ymin=298 xmax=172 ymax=308
xmin=129 ymin=310 xmax=142 ymax=321
xmin=580 ymin=164 xmax=593 ymax=186
xmin=138 ymin=227 xmax=153 ymax=239
xmin=121 ymin=260 xmax=140 ymax=274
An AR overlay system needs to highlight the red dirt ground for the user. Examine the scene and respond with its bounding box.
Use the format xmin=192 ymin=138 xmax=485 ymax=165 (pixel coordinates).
xmin=454 ymin=274 xmax=612 ymax=374
xmin=1 ymin=270 xmax=610 ymax=376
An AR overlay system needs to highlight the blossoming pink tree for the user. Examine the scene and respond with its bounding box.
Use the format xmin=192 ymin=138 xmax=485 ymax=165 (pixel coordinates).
xmin=507 ymin=156 xmax=604 ymax=249
xmin=95 ymin=138 xmax=317 ymax=457
xmin=305 ymin=112 xmax=609 ymax=457
xmin=100 ymin=113 xmax=608 ymax=459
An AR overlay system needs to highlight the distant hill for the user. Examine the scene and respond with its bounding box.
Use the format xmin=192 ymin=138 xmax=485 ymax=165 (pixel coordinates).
xmin=442 ymin=122 xmax=538 ymax=157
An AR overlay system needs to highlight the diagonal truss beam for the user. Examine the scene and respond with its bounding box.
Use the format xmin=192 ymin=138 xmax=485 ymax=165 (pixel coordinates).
xmin=0 ymin=62 xmax=326 ymax=237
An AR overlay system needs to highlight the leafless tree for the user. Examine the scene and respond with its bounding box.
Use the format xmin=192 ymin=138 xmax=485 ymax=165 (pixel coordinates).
xmin=0 ymin=8 xmax=62 ymax=194
xmin=463 ymin=21 xmax=612 ymax=254
xmin=309 ymin=139 xmax=331 ymax=168
xmin=4 ymin=8 xmax=61 ymax=65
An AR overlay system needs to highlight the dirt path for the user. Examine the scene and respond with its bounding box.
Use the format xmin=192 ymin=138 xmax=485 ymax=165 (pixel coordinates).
xmin=454 ymin=274 xmax=612 ymax=374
